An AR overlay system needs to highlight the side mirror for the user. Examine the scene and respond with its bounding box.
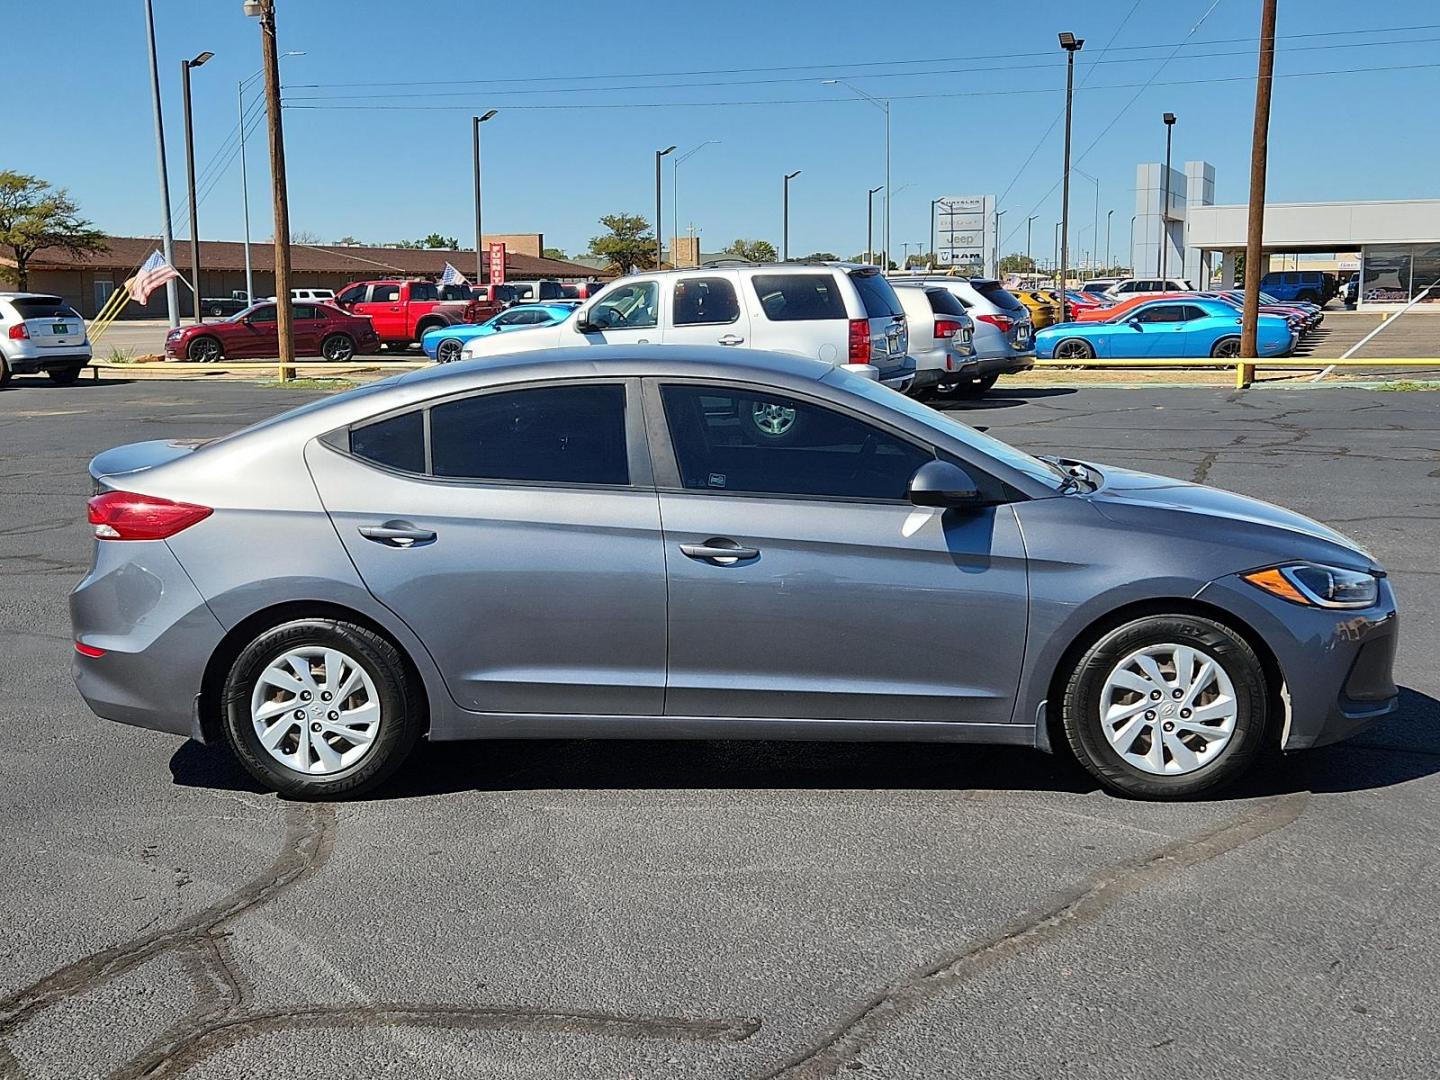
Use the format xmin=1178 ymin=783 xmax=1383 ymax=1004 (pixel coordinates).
xmin=907 ymin=460 xmax=985 ymax=509
xmin=1126 ymin=318 xmax=1143 ymax=330
xmin=574 ymin=312 xmax=598 ymax=333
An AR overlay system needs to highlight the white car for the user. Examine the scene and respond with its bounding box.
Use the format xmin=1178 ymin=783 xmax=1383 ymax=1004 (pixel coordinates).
xmin=0 ymin=292 xmax=91 ymax=386
xmin=459 ymin=263 xmax=916 ymax=391
xmin=290 ymin=288 xmax=336 ymax=303
xmin=1104 ymin=277 xmax=1193 ymax=300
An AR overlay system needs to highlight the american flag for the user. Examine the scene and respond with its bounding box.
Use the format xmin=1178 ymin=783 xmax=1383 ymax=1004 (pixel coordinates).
xmin=125 ymin=250 xmax=180 ymax=304
xmin=439 ymin=261 xmax=469 ymax=287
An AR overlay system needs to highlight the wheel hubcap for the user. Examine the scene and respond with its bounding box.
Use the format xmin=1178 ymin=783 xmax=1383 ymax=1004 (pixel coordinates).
xmin=751 ymin=402 xmax=796 ymax=436
xmin=1099 ymin=643 xmax=1237 ymax=776
xmin=250 ymin=647 xmax=380 ymax=775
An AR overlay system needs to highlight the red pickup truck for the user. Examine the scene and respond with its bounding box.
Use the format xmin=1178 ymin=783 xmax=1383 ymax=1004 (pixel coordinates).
xmin=333 ymin=279 xmax=500 ymax=349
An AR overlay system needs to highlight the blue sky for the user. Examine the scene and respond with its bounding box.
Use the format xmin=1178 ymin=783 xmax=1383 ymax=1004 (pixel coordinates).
xmin=14 ymin=0 xmax=1440 ymax=262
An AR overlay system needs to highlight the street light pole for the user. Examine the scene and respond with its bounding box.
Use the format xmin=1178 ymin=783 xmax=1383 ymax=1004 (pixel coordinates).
xmin=1058 ymin=31 xmax=1084 ymax=323
xmin=246 ymin=0 xmax=294 ymax=367
xmin=929 ymin=198 xmax=938 ymax=267
xmin=472 ymin=110 xmax=497 ymax=284
xmin=673 ymin=141 xmax=720 ymax=266
xmin=783 ymin=170 xmax=801 ymax=261
xmin=1027 ymin=215 xmax=1036 ymax=272
xmin=1106 ymin=209 xmax=1115 ymax=273
xmin=143 ymin=0 xmax=179 ymax=328
xmin=1053 ymin=222 xmax=1061 ymax=287
xmin=867 ymin=186 xmax=883 ymax=265
xmin=824 ymin=80 xmax=890 ymax=268
xmin=180 ymin=50 xmax=213 ymax=324
xmin=1160 ymin=112 xmax=1177 ymax=279
xmin=655 ymin=145 xmax=676 ymax=269
xmin=993 ymin=209 xmax=1007 ymax=278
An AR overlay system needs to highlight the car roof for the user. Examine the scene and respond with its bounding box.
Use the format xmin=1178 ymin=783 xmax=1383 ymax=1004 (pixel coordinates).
xmin=0 ymin=292 xmax=63 ymax=302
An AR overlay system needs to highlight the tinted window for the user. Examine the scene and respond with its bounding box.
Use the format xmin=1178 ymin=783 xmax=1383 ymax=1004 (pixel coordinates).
xmin=371 ymin=285 xmax=400 ymax=303
xmin=11 ymin=297 xmax=71 ymax=319
xmin=409 ymin=282 xmax=439 ymax=301
xmin=589 ymin=281 xmax=658 ymax=329
xmin=1134 ymin=304 xmax=1186 ymax=324
xmin=337 ymin=285 xmax=366 ymax=306
xmin=926 ymin=289 xmax=968 ymax=317
xmin=673 ymin=277 xmax=740 ymax=325
xmin=970 ymin=281 xmax=1026 ymax=313
xmin=430 ymin=385 xmax=628 ymax=485
xmin=537 ymin=281 xmax=563 ymax=300
xmin=494 ymin=310 xmax=529 ymax=325
xmin=249 ymin=305 xmax=277 ymax=323
xmin=294 ymin=305 xmax=320 ymax=321
xmin=751 ymin=274 xmax=847 ymax=321
xmin=351 ymin=411 xmax=424 ymax=474
xmin=661 ymin=385 xmax=932 ymax=501
xmin=849 ymin=271 xmax=903 ymax=317
xmin=1181 ymin=305 xmax=1212 ymax=322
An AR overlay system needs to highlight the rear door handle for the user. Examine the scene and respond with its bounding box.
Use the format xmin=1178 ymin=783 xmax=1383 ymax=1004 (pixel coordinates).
xmin=717 ymin=334 xmax=745 ymax=346
xmin=359 ymin=521 xmax=436 ymax=547
xmin=680 ymin=539 xmax=760 ymax=565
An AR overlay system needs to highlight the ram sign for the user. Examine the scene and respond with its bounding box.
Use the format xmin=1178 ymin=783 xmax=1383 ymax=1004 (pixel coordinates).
xmin=935 ymin=195 xmax=996 ymax=276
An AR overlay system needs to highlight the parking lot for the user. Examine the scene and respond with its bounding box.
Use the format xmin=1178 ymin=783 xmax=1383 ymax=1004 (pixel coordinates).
xmin=1 ymin=378 xmax=1438 ymax=1078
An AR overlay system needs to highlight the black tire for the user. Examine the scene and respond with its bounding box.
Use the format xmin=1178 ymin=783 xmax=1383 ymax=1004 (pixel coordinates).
xmin=1060 ymin=613 xmax=1270 ymax=799
xmin=47 ymin=365 xmax=83 ymax=385
xmin=948 ymin=372 xmax=1001 ymax=399
xmin=434 ymin=337 xmax=464 ymax=364
xmin=220 ymin=618 xmax=424 ymax=799
xmin=1053 ymin=337 xmax=1096 ymax=363
xmin=1297 ymin=291 xmax=1319 ymax=305
xmin=0 ymin=354 xmax=12 ymax=387
xmin=320 ymin=333 xmax=356 ymax=362
xmin=187 ymin=335 xmax=223 ymax=363
xmin=1211 ymin=336 xmax=1242 ymax=359
xmin=208 ymin=304 xmax=227 ymax=317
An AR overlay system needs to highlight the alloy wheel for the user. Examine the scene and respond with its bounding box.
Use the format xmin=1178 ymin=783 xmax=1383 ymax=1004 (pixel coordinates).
xmin=1055 ymin=338 xmax=1093 ymax=361
xmin=750 ymin=401 xmax=797 ymax=437
xmin=188 ymin=338 xmax=220 ymax=363
xmin=436 ymin=339 xmax=463 ymax=364
xmin=1098 ymin=643 xmax=1237 ymax=776
xmin=1213 ymin=337 xmax=1242 ymax=359
xmin=249 ymin=647 xmax=381 ymax=775
xmin=323 ymin=335 xmax=355 ymax=362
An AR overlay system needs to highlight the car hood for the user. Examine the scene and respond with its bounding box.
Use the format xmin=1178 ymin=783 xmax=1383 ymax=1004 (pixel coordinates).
xmin=1079 ymin=462 xmax=1376 ymax=570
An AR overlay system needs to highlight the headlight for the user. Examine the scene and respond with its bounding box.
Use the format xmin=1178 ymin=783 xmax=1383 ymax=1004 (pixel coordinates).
xmin=1243 ymin=562 xmax=1379 ymax=609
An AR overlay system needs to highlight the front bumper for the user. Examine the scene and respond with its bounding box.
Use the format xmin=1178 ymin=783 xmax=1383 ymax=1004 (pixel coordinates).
xmin=1195 ymin=573 xmax=1399 ymax=752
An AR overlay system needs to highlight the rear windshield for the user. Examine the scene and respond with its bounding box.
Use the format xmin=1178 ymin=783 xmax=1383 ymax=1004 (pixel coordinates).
xmin=11 ymin=297 xmax=79 ymax=319
xmin=970 ymin=281 xmax=1025 ymax=313
xmin=849 ymin=271 xmax=903 ymax=318
xmin=750 ymin=274 xmax=847 ymax=321
xmin=926 ymin=289 xmax=968 ymax=317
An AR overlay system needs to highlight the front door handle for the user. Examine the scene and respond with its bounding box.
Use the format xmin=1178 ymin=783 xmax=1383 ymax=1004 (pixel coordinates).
xmin=680 ymin=538 xmax=759 ymax=565
xmin=717 ymin=334 xmax=745 ymax=346
xmin=359 ymin=521 xmax=436 ymax=547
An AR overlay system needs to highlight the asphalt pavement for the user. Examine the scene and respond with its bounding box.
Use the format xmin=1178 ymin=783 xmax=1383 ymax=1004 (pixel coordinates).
xmin=1 ymin=377 xmax=1437 ymax=1079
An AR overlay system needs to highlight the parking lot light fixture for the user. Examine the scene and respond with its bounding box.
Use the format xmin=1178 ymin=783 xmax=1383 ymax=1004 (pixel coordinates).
xmin=783 ymin=170 xmax=802 ymax=261
xmin=1160 ymin=112 xmax=1178 ymax=279
xmin=824 ymin=79 xmax=890 ymax=269
xmin=1106 ymin=208 xmax=1115 ymax=273
xmin=473 ymin=110 xmax=498 ymax=284
xmin=1026 ymin=215 xmax=1036 ymax=270
xmin=993 ymin=208 xmax=1007 ymax=278
xmin=1058 ymin=31 xmax=1084 ymax=322
xmin=868 ymin=186 xmax=884 ymax=265
xmin=181 ymin=50 xmax=214 ymax=324
xmin=655 ymin=145 xmax=676 ymax=269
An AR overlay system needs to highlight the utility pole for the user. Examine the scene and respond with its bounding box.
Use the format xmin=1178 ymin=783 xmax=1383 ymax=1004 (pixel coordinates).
xmin=868 ymin=186 xmax=883 ymax=265
xmin=181 ymin=51 xmax=212 ymax=323
xmin=1240 ymin=0 xmax=1278 ymax=366
xmin=1160 ymin=112 xmax=1177 ymax=278
xmin=247 ymin=0 xmax=294 ymax=366
xmin=1058 ymin=32 xmax=1084 ymax=322
xmin=1027 ymin=215 xmax=1035 ymax=272
xmin=472 ymin=110 xmax=497 ymax=283
xmin=782 ymin=170 xmax=801 ymax=261
xmin=143 ymin=0 xmax=179 ymax=327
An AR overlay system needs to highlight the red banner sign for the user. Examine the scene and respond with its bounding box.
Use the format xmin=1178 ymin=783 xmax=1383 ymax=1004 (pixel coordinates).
xmin=488 ymin=242 xmax=507 ymax=285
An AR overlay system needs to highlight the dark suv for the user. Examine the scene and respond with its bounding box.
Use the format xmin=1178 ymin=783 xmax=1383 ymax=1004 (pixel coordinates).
xmin=1259 ymin=270 xmax=1336 ymax=306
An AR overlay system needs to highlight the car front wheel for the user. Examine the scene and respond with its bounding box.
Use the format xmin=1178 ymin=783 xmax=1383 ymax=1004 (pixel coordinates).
xmin=187 ymin=336 xmax=222 ymax=363
xmin=1060 ymin=614 xmax=1269 ymax=799
xmin=321 ymin=333 xmax=356 ymax=362
xmin=435 ymin=338 xmax=464 ymax=364
xmin=221 ymin=618 xmax=423 ymax=799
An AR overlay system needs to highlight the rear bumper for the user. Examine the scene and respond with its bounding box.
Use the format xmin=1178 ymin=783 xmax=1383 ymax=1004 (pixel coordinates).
xmin=5 ymin=349 xmax=92 ymax=373
xmin=877 ymin=355 xmax=917 ymax=393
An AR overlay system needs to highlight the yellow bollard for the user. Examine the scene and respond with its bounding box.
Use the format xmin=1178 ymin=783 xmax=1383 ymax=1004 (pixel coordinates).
xmin=1234 ymin=362 xmax=1253 ymax=390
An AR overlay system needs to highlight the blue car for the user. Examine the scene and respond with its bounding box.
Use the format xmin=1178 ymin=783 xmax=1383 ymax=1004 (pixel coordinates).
xmin=1036 ymin=297 xmax=1295 ymax=361
xmin=422 ymin=303 xmax=579 ymax=363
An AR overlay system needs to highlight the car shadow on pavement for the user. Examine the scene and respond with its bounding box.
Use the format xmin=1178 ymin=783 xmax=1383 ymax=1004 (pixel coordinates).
xmin=167 ymin=687 xmax=1440 ymax=802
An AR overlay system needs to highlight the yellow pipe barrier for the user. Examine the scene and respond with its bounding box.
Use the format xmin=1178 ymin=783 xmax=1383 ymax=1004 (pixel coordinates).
xmin=1032 ymin=356 xmax=1440 ymax=389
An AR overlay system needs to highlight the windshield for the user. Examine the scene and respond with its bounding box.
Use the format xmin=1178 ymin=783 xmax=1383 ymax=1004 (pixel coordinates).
xmin=822 ymin=367 xmax=1067 ymax=489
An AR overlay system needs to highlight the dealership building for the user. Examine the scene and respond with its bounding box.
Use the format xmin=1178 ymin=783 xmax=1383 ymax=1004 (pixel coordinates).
xmin=1132 ymin=161 xmax=1440 ymax=308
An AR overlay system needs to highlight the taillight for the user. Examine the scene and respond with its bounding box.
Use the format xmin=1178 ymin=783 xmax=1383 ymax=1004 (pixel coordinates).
xmin=87 ymin=491 xmax=213 ymax=540
xmin=847 ymin=318 xmax=870 ymax=364
xmin=976 ymin=314 xmax=1013 ymax=333
xmin=934 ymin=319 xmax=964 ymax=339
xmin=8 ymin=324 xmax=29 ymax=340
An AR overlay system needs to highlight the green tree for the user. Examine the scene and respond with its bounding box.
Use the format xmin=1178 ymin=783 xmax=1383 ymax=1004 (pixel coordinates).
xmin=802 ymin=251 xmax=839 ymax=261
xmin=0 ymin=172 xmax=106 ymax=291
xmin=998 ymin=253 xmax=1036 ymax=274
xmin=422 ymin=233 xmax=458 ymax=249
xmin=589 ymin=213 xmax=656 ymax=274
xmin=542 ymin=246 xmax=568 ymax=260
xmin=334 ymin=235 xmax=363 ymax=246
xmin=722 ymin=238 xmax=778 ymax=262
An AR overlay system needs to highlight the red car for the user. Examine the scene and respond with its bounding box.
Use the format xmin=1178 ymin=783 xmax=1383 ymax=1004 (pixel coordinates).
xmin=165 ymin=302 xmax=380 ymax=363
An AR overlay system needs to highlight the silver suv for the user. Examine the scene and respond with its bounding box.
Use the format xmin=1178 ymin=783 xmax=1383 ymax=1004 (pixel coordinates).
xmin=889 ymin=276 xmax=1034 ymax=396
xmin=0 ymin=293 xmax=91 ymax=386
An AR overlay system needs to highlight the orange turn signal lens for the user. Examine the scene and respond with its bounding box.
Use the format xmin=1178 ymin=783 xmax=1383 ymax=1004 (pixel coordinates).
xmin=1242 ymin=567 xmax=1311 ymax=606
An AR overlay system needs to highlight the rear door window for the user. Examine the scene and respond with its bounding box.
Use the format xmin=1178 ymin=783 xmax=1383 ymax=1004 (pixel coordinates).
xmin=848 ymin=271 xmax=903 ymax=318
xmin=350 ymin=411 xmax=425 ymax=474
xmin=969 ymin=281 xmax=1026 ymax=313
xmin=673 ymin=277 xmax=740 ymax=325
xmin=750 ymin=274 xmax=847 ymax=321
xmin=371 ymin=285 xmax=400 ymax=303
xmin=926 ymin=289 xmax=968 ymax=317
xmin=408 ymin=282 xmax=439 ymax=301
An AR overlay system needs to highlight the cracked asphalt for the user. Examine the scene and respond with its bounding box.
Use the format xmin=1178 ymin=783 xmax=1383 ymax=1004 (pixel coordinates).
xmin=1 ymin=377 xmax=1437 ymax=1079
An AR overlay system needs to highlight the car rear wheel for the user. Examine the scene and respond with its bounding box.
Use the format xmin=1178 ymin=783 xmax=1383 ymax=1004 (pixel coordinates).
xmin=221 ymin=618 xmax=423 ymax=799
xmin=0 ymin=354 xmax=12 ymax=387
xmin=208 ymin=304 xmax=227 ymax=317
xmin=1060 ymin=614 xmax=1269 ymax=799
xmin=321 ymin=333 xmax=356 ymax=362
xmin=47 ymin=365 xmax=83 ymax=385
xmin=1211 ymin=337 xmax=1242 ymax=359
xmin=1054 ymin=338 xmax=1095 ymax=362
xmin=435 ymin=338 xmax=464 ymax=364
xmin=187 ymin=336 xmax=222 ymax=363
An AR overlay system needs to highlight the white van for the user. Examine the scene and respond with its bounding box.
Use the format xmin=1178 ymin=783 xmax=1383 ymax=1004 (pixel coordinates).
xmin=459 ymin=263 xmax=915 ymax=390
xmin=290 ymin=288 xmax=336 ymax=303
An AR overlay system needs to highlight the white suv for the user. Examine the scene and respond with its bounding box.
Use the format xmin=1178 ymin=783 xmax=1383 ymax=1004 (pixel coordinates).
xmin=1104 ymin=277 xmax=1193 ymax=299
xmin=0 ymin=293 xmax=91 ymax=386
xmin=459 ymin=263 xmax=915 ymax=390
